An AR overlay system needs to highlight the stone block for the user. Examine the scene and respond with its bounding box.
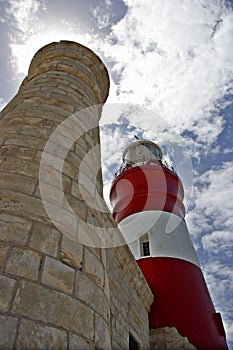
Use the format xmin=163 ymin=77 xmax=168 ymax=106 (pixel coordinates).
xmin=76 ymin=135 xmax=87 ymax=152
xmin=0 ymin=157 xmax=39 ymax=177
xmin=77 ymin=170 xmax=96 ymax=198
xmin=0 ymin=145 xmax=19 ymax=156
xmin=16 ymin=319 xmax=67 ymax=350
xmin=0 ymin=171 xmax=37 ymax=194
xmin=84 ymin=248 xmax=104 ymax=287
xmin=65 ymin=150 xmax=82 ymax=171
xmin=70 ymin=180 xmax=82 ymax=200
xmin=0 ymin=315 xmax=18 ymax=349
xmin=12 ymin=281 xmax=94 ymax=340
xmin=75 ymin=271 xmax=109 ymax=321
xmin=19 ymin=124 xmax=52 ymax=139
xmin=0 ymin=190 xmax=49 ymax=224
xmin=0 ymin=275 xmax=17 ymax=311
xmin=25 ymin=108 xmax=67 ymax=124
xmin=5 ymin=247 xmax=42 ymax=281
xmin=41 ymin=256 xmax=75 ymax=294
xmin=0 ymin=242 xmax=8 ymax=269
xmin=66 ymin=194 xmax=87 ymax=221
xmin=74 ymin=142 xmax=87 ymax=160
xmin=30 ymin=223 xmax=61 ymax=257
xmin=35 ymin=101 xmax=72 ymax=118
xmin=4 ymin=133 xmax=46 ymax=151
xmin=35 ymin=164 xmax=71 ymax=195
xmin=60 ymin=235 xmax=83 ymax=269
xmin=17 ymin=147 xmax=36 ymax=159
xmin=150 ymin=327 xmax=197 ymax=350
xmin=38 ymin=182 xmax=65 ymax=207
xmin=69 ymin=334 xmax=94 ymax=350
xmin=95 ymin=314 xmax=111 ymax=350
xmin=0 ymin=213 xmax=31 ymax=244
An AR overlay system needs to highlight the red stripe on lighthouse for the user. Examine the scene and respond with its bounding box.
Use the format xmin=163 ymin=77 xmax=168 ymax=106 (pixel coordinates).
xmin=137 ymin=257 xmax=227 ymax=350
xmin=110 ymin=165 xmax=185 ymax=223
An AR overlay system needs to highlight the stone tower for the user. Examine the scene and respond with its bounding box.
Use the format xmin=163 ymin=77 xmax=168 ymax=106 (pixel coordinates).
xmin=0 ymin=41 xmax=153 ymax=349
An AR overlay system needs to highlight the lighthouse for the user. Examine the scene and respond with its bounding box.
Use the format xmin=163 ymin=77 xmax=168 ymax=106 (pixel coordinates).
xmin=110 ymin=139 xmax=228 ymax=350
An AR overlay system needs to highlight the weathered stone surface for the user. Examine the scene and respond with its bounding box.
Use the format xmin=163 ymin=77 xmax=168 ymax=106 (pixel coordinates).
xmin=66 ymin=194 xmax=87 ymax=221
xmin=0 ymin=171 xmax=37 ymax=194
xmin=150 ymin=327 xmax=197 ymax=350
xmin=84 ymin=248 xmax=104 ymax=287
xmin=42 ymin=256 xmax=75 ymax=294
xmin=0 ymin=145 xmax=19 ymax=156
xmin=4 ymin=133 xmax=46 ymax=150
xmin=0 ymin=315 xmax=18 ymax=349
xmin=0 ymin=275 xmax=17 ymax=312
xmin=0 ymin=190 xmax=49 ymax=224
xmin=30 ymin=222 xmax=61 ymax=257
xmin=17 ymin=146 xmax=36 ymax=159
xmin=0 ymin=242 xmax=8 ymax=268
xmin=60 ymin=235 xmax=83 ymax=269
xmin=5 ymin=247 xmax=42 ymax=281
xmin=69 ymin=333 xmax=94 ymax=350
xmin=0 ymin=213 xmax=31 ymax=244
xmin=0 ymin=157 xmax=39 ymax=177
xmin=75 ymin=270 xmax=109 ymax=321
xmin=12 ymin=280 xmax=94 ymax=340
xmin=34 ymin=164 xmax=71 ymax=194
xmin=95 ymin=314 xmax=111 ymax=350
xmin=107 ymin=247 xmax=152 ymax=349
xmin=16 ymin=319 xmax=67 ymax=350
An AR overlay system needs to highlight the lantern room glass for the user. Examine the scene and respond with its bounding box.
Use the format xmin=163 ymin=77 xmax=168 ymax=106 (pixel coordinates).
xmin=123 ymin=140 xmax=163 ymax=165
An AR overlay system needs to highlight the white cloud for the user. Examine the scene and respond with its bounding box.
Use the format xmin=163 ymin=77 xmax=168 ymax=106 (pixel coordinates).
xmin=5 ymin=0 xmax=46 ymax=40
xmin=187 ymin=162 xmax=233 ymax=234
xmin=203 ymin=260 xmax=233 ymax=344
xmin=3 ymin=0 xmax=46 ymax=77
xmin=98 ymin=0 xmax=233 ymax=152
xmin=9 ymin=28 xmax=99 ymax=77
xmin=0 ymin=98 xmax=6 ymax=111
xmin=202 ymin=230 xmax=233 ymax=256
xmin=90 ymin=4 xmax=113 ymax=29
xmin=6 ymin=0 xmax=233 ymax=156
xmin=186 ymin=162 xmax=233 ymax=344
xmin=104 ymin=0 xmax=112 ymax=7
xmin=3 ymin=0 xmax=105 ymax=79
xmin=186 ymin=162 xmax=233 ymax=245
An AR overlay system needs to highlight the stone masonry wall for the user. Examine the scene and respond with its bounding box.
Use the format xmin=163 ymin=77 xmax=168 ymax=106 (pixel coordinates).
xmin=150 ymin=327 xmax=197 ymax=350
xmin=0 ymin=41 xmax=153 ymax=349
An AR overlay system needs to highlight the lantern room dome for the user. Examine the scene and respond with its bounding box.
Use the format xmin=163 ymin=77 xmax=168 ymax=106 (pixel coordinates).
xmin=115 ymin=139 xmax=175 ymax=177
xmin=123 ymin=139 xmax=163 ymax=164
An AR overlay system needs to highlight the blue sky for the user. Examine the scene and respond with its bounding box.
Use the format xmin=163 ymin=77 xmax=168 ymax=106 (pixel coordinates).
xmin=0 ymin=0 xmax=233 ymax=347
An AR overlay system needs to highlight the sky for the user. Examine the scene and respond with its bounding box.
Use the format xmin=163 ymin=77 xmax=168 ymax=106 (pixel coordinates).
xmin=0 ymin=0 xmax=233 ymax=347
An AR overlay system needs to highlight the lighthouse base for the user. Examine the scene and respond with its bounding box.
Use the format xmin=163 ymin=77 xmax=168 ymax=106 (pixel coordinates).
xmin=137 ymin=257 xmax=228 ymax=350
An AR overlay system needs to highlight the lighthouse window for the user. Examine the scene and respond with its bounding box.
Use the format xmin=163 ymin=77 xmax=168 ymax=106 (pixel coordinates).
xmin=142 ymin=241 xmax=150 ymax=256
xmin=140 ymin=233 xmax=150 ymax=257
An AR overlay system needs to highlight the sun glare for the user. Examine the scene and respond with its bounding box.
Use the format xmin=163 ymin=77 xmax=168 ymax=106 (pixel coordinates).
xmin=10 ymin=26 xmax=92 ymax=77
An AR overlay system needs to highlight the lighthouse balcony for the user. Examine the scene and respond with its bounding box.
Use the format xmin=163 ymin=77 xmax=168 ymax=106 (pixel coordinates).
xmin=114 ymin=158 xmax=175 ymax=178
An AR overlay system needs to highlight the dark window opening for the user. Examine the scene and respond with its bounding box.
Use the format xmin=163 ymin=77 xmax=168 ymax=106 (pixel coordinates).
xmin=142 ymin=241 xmax=150 ymax=256
xmin=129 ymin=334 xmax=139 ymax=350
xmin=140 ymin=233 xmax=150 ymax=257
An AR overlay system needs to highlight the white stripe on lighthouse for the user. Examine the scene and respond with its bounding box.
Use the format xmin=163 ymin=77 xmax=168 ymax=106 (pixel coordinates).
xmin=119 ymin=210 xmax=200 ymax=267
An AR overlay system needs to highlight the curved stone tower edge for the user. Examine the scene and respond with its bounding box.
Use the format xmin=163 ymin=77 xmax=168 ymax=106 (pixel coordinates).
xmin=0 ymin=40 xmax=154 ymax=350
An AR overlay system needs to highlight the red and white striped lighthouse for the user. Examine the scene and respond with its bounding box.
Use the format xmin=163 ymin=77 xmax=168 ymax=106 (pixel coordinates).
xmin=110 ymin=139 xmax=228 ymax=350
